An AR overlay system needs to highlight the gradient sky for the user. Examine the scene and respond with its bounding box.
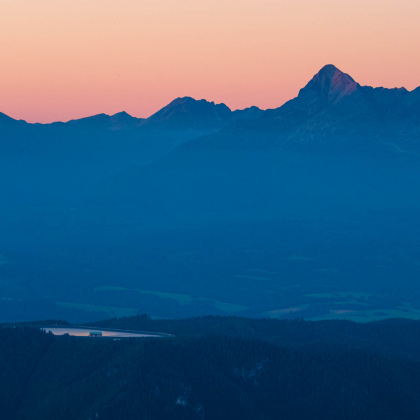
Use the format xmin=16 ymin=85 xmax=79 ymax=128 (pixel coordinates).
xmin=1 ymin=0 xmax=420 ymax=123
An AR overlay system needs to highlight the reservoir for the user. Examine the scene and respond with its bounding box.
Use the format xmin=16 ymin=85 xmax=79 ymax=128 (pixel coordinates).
xmin=42 ymin=327 xmax=170 ymax=338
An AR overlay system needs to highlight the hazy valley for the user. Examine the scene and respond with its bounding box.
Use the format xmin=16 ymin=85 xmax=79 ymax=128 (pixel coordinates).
xmin=2 ymin=65 xmax=420 ymax=324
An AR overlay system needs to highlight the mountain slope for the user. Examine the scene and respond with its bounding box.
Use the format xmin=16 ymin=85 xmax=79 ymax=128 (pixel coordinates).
xmin=0 ymin=112 xmax=27 ymax=126
xmin=142 ymin=97 xmax=232 ymax=131
xmin=184 ymin=65 xmax=420 ymax=151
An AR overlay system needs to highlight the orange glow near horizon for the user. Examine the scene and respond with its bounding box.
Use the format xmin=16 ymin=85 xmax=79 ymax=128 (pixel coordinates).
xmin=1 ymin=0 xmax=420 ymax=123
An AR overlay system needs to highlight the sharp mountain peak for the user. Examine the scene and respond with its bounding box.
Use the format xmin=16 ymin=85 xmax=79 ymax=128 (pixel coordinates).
xmin=298 ymin=64 xmax=358 ymax=104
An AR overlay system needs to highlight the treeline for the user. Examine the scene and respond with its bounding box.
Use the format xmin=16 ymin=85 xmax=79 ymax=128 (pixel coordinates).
xmin=91 ymin=315 xmax=420 ymax=361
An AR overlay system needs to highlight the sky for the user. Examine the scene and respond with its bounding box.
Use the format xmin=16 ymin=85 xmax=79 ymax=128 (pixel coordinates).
xmin=1 ymin=0 xmax=420 ymax=123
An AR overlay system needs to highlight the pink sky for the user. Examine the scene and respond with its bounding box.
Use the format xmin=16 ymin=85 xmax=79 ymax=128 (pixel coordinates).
xmin=1 ymin=0 xmax=419 ymax=123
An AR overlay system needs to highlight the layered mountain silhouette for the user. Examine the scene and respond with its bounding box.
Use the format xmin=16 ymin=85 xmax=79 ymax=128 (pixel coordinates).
xmin=2 ymin=64 xmax=420 ymax=323
xmin=3 ymin=64 xmax=419 ymax=156
xmin=1 ymin=64 xmax=420 ymax=212
xmin=64 ymin=98 xmax=262 ymax=132
xmin=0 ymin=97 xmax=262 ymax=204
xmin=88 ymin=65 xmax=420 ymax=227
xmin=0 ymin=97 xmax=263 ymax=156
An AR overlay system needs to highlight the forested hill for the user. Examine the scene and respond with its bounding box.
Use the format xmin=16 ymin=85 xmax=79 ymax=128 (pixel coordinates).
xmin=3 ymin=317 xmax=420 ymax=419
xmin=90 ymin=315 xmax=420 ymax=362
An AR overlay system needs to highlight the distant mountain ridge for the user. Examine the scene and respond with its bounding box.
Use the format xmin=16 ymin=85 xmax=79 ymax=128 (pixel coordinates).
xmin=0 ymin=95 xmax=263 ymax=205
xmin=141 ymin=97 xmax=265 ymax=132
xmin=3 ymin=65 xmax=420 ymax=326
xmin=1 ymin=64 xmax=420 ymax=209
xmin=218 ymin=65 xmax=420 ymax=151
xmin=0 ymin=98 xmax=264 ymax=132
xmin=142 ymin=97 xmax=232 ymax=131
xmin=2 ymin=64 xmax=419 ymax=151
xmin=90 ymin=65 xmax=420 ymax=228
xmin=66 ymin=111 xmax=145 ymax=131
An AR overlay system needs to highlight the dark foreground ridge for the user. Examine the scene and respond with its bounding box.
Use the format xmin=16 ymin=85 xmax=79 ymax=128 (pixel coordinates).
xmin=3 ymin=316 xmax=420 ymax=420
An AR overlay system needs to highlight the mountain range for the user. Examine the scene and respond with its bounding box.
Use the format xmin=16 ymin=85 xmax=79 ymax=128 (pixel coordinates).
xmin=1 ymin=96 xmax=263 ymax=134
xmin=0 ymin=96 xmax=263 ymax=205
xmin=80 ymin=65 xmax=420 ymax=227
xmin=2 ymin=63 xmax=420 ymax=221
xmin=2 ymin=64 xmax=420 ymax=157
xmin=2 ymin=63 xmax=420 ymax=224
xmin=180 ymin=64 xmax=420 ymax=153
xmin=2 ymin=64 xmax=420 ymax=323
